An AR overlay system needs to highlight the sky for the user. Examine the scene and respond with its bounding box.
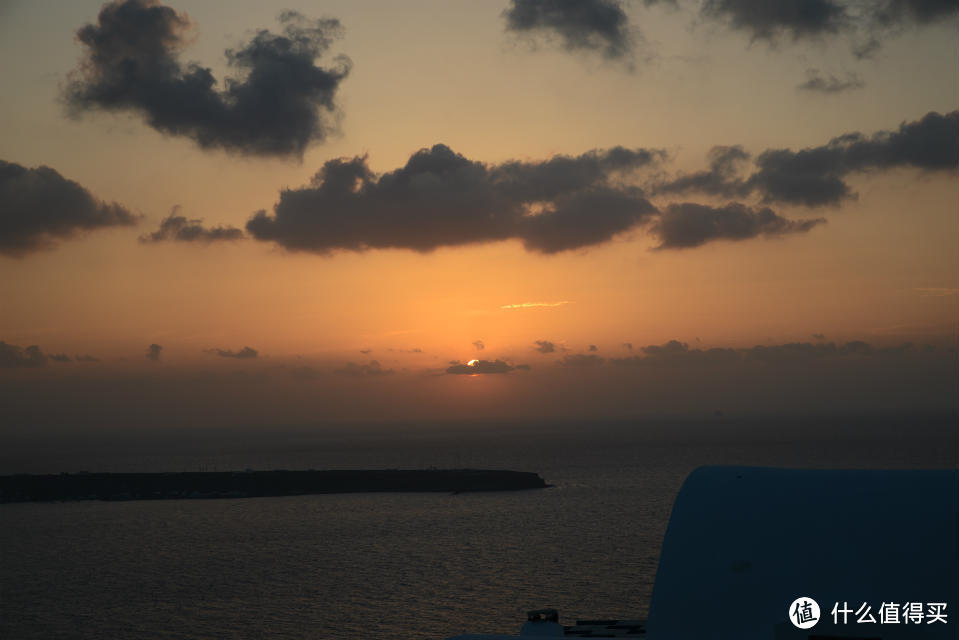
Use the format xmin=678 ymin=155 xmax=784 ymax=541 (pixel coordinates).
xmin=0 ymin=0 xmax=957 ymax=428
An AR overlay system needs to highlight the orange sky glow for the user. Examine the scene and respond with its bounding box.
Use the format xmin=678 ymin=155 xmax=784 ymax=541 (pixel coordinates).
xmin=0 ymin=0 xmax=956 ymax=424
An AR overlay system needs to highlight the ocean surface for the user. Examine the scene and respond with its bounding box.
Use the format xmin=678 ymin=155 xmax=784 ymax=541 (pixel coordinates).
xmin=1 ymin=416 xmax=956 ymax=639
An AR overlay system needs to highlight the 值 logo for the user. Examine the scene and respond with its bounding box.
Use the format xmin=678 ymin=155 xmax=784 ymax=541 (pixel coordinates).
xmin=789 ymin=597 xmax=820 ymax=629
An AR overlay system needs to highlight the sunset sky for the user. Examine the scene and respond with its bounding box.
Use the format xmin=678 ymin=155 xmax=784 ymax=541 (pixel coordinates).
xmin=1 ymin=0 xmax=956 ymax=426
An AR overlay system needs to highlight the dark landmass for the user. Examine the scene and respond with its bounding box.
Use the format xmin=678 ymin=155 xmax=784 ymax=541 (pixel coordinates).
xmin=0 ymin=469 xmax=550 ymax=503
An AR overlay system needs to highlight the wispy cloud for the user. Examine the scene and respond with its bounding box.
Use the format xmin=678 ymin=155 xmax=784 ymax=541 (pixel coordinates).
xmin=500 ymin=301 xmax=570 ymax=310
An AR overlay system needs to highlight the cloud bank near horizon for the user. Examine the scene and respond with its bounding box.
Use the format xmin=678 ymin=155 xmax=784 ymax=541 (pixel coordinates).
xmin=2 ymin=337 xmax=953 ymax=429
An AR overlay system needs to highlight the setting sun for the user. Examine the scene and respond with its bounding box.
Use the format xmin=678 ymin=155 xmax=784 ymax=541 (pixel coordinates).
xmin=0 ymin=1 xmax=956 ymax=638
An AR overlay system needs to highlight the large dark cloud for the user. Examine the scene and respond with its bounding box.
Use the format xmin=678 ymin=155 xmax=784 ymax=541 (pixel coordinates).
xmin=657 ymin=111 xmax=959 ymax=207
xmin=247 ymin=144 xmax=662 ymax=254
xmin=64 ymin=1 xmax=351 ymax=158
xmin=652 ymin=202 xmax=825 ymax=249
xmin=140 ymin=208 xmax=244 ymax=243
xmin=0 ymin=159 xmax=136 ymax=257
xmin=748 ymin=110 xmax=958 ymax=206
xmin=446 ymin=359 xmax=526 ymax=374
xmin=248 ymin=114 xmax=953 ymax=256
xmin=502 ymin=0 xmax=635 ymax=60
xmin=0 ymin=342 xmax=48 ymax=368
xmin=502 ymin=0 xmax=956 ymax=65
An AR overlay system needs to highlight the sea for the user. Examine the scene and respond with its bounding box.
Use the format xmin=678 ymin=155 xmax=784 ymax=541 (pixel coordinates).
xmin=1 ymin=415 xmax=956 ymax=639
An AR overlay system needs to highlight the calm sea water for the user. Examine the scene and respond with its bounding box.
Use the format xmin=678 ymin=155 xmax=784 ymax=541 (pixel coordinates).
xmin=2 ymin=417 xmax=956 ymax=639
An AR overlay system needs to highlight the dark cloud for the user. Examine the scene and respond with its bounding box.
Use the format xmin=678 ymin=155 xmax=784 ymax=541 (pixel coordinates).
xmin=561 ymin=353 xmax=605 ymax=366
xmin=0 ymin=159 xmax=136 ymax=257
xmin=521 ymin=186 xmax=658 ymax=252
xmin=335 ymin=360 xmax=392 ymax=376
xmin=633 ymin=339 xmax=742 ymax=364
xmin=446 ymin=359 xmax=523 ymax=374
xmin=359 ymin=349 xmax=372 ymax=355
xmin=851 ymin=0 xmax=959 ymax=57
xmin=701 ymin=0 xmax=849 ymax=41
xmin=699 ymin=0 xmax=956 ymax=56
xmin=0 ymin=343 xmax=102 ymax=368
xmin=140 ymin=208 xmax=244 ymax=243
xmin=588 ymin=344 xmax=598 ymax=352
xmin=652 ymin=202 xmax=825 ymax=249
xmin=642 ymin=339 xmax=689 ymax=356
xmin=246 ymin=144 xmax=661 ymax=254
xmin=748 ymin=110 xmax=958 ymax=206
xmin=64 ymin=1 xmax=351 ymax=158
xmin=812 ymin=333 xmax=826 ymax=340
xmin=0 ymin=342 xmax=48 ymax=368
xmin=657 ymin=111 xmax=959 ymax=207
xmin=472 ymin=340 xmax=485 ymax=351
xmin=870 ymin=0 xmax=959 ymax=26
xmin=742 ymin=340 xmax=903 ymax=361
xmin=534 ymin=340 xmax=556 ymax=354
xmin=502 ymin=0 xmax=635 ymax=60
xmin=623 ymin=342 xmax=633 ymax=351
xmin=146 ymin=343 xmax=162 ymax=361
xmin=654 ymin=145 xmax=750 ymax=198
xmin=796 ymin=69 xmax=865 ymax=93
xmin=208 ymin=346 xmax=258 ymax=359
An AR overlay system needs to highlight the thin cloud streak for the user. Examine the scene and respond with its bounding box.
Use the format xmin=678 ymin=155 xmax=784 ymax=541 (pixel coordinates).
xmin=500 ymin=301 xmax=571 ymax=309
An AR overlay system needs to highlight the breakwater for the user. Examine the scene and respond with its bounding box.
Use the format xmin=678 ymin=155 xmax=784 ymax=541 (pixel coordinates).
xmin=0 ymin=469 xmax=550 ymax=503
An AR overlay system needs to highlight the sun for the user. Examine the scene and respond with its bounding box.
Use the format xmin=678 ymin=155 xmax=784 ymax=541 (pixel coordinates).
xmin=467 ymin=359 xmax=478 ymax=366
